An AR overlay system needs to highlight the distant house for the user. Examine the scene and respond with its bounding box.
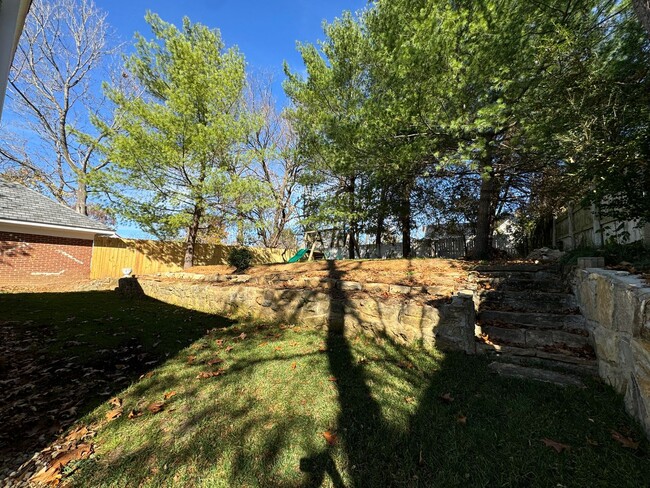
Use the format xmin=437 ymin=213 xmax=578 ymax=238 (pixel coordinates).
xmin=0 ymin=180 xmax=113 ymax=283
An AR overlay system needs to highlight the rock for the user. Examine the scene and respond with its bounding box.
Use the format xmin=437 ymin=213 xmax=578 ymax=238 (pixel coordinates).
xmin=363 ymin=282 xmax=390 ymax=294
xmin=577 ymin=256 xmax=605 ymax=268
xmin=389 ymin=284 xmax=412 ymax=295
xmin=337 ymin=280 xmax=363 ymax=291
xmin=526 ymin=247 xmax=565 ymax=262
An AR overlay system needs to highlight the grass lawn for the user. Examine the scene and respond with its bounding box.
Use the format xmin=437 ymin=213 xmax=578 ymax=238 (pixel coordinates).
xmin=1 ymin=291 xmax=649 ymax=487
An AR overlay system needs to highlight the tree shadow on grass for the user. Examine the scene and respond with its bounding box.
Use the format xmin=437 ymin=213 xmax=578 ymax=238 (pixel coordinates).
xmin=297 ymin=259 xmax=650 ymax=488
xmin=0 ymin=290 xmax=236 ymax=478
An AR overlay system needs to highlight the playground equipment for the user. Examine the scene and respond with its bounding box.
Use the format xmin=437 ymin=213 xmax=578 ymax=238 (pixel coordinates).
xmin=286 ymin=228 xmax=351 ymax=262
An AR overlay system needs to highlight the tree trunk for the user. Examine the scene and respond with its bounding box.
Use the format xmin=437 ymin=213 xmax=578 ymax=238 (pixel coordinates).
xmin=348 ymin=177 xmax=356 ymax=260
xmin=473 ymin=169 xmax=495 ymax=260
xmin=400 ymin=186 xmax=412 ymax=258
xmin=348 ymin=227 xmax=356 ymax=259
xmin=375 ymin=187 xmax=386 ymax=258
xmin=236 ymin=217 xmax=245 ymax=245
xmin=75 ymin=182 xmax=88 ymax=215
xmin=184 ymin=206 xmax=203 ymax=269
xmin=633 ymin=0 xmax=650 ymax=37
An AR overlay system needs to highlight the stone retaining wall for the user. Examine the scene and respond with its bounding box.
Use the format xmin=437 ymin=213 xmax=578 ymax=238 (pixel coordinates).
xmin=120 ymin=276 xmax=476 ymax=353
xmin=573 ymin=268 xmax=650 ymax=436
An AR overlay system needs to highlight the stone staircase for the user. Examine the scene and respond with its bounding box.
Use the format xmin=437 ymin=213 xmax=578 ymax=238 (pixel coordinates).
xmin=471 ymin=264 xmax=597 ymax=385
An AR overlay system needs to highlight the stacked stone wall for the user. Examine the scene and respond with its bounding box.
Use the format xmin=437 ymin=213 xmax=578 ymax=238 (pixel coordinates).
xmin=574 ymin=269 xmax=650 ymax=436
xmin=120 ymin=276 xmax=476 ymax=354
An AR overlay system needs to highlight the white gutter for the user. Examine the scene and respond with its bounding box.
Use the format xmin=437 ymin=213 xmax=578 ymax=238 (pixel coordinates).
xmin=0 ymin=0 xmax=32 ymax=120
xmin=0 ymin=217 xmax=114 ymax=235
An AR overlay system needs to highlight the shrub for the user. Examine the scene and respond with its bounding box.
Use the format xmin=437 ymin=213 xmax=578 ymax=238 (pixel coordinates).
xmin=227 ymin=247 xmax=254 ymax=271
xmin=560 ymin=241 xmax=650 ymax=271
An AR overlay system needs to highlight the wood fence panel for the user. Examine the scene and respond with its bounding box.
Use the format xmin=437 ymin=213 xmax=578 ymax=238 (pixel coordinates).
xmin=90 ymin=236 xmax=292 ymax=278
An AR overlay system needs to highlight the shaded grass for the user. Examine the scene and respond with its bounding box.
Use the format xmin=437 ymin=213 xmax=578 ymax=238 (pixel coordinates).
xmin=2 ymin=291 xmax=650 ymax=487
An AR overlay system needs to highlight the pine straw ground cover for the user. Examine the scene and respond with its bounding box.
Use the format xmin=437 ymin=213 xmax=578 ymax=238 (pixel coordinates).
xmin=1 ymin=292 xmax=649 ymax=487
xmin=186 ymin=257 xmax=470 ymax=289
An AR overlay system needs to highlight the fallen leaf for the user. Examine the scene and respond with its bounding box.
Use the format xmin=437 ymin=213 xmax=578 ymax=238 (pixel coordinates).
xmin=143 ymin=371 xmax=155 ymax=379
xmin=106 ymin=407 xmax=123 ymax=421
xmin=225 ymin=345 xmax=234 ymax=352
xmin=108 ymin=397 xmax=123 ymax=408
xmin=215 ymin=339 xmax=224 ymax=346
xmin=323 ymin=431 xmax=337 ymax=446
xmin=163 ymin=390 xmax=177 ymax=400
xmin=274 ymin=346 xmax=282 ymax=351
xmin=405 ymin=396 xmax=416 ymax=404
xmin=456 ymin=414 xmax=467 ymax=425
xmin=439 ymin=393 xmax=454 ymax=404
xmin=541 ymin=438 xmax=571 ymax=453
xmin=291 ymin=362 xmax=297 ymax=370
xmin=65 ymin=425 xmax=92 ymax=442
xmin=49 ymin=443 xmax=93 ymax=471
xmin=239 ymin=332 xmax=247 ymax=340
xmin=128 ymin=409 xmax=143 ymax=419
xmin=611 ymin=430 xmax=639 ymax=449
xmin=197 ymin=368 xmax=226 ymax=379
xmin=31 ymin=466 xmax=62 ymax=485
xmin=328 ymin=376 xmax=337 ymax=382
xmin=207 ymin=358 xmax=223 ymax=366
xmin=187 ymin=355 xmax=196 ymax=364
xmin=147 ymin=401 xmax=165 ymax=414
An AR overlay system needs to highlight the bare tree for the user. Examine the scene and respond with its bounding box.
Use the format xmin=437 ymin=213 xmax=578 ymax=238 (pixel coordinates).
xmin=244 ymin=76 xmax=303 ymax=248
xmin=0 ymin=0 xmax=122 ymax=215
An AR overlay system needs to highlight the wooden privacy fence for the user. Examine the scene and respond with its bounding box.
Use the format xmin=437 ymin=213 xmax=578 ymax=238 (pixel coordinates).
xmin=90 ymin=236 xmax=293 ymax=279
xmin=555 ymin=205 xmax=650 ymax=250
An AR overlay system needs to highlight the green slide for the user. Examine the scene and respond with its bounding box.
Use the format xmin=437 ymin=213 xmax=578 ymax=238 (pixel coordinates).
xmin=287 ymin=248 xmax=308 ymax=263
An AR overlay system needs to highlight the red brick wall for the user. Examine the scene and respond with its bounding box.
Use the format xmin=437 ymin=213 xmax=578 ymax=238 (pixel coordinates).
xmin=0 ymin=231 xmax=93 ymax=284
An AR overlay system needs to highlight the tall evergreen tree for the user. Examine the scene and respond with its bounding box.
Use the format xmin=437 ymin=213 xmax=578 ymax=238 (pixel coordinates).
xmin=99 ymin=13 xmax=259 ymax=267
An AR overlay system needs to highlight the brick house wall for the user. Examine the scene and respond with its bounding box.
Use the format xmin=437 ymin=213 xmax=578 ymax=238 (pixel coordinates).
xmin=0 ymin=230 xmax=93 ymax=283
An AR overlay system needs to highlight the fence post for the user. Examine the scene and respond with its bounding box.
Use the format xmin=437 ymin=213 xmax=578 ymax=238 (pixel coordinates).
xmin=591 ymin=203 xmax=603 ymax=248
xmin=567 ymin=203 xmax=576 ymax=250
xmin=552 ymin=214 xmax=557 ymax=248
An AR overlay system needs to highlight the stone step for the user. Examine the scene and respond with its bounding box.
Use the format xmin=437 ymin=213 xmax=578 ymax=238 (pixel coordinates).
xmin=488 ymin=362 xmax=586 ymax=388
xmin=478 ymin=310 xmax=587 ymax=333
xmin=479 ymin=324 xmax=592 ymax=350
xmin=477 ymin=341 xmax=596 ymax=365
xmin=491 ymin=354 xmax=599 ymax=377
xmin=474 ymin=270 xmax=559 ymax=280
xmin=473 ymin=264 xmax=550 ymax=273
xmin=478 ymin=290 xmax=578 ymax=314
xmin=473 ymin=277 xmax=568 ymax=293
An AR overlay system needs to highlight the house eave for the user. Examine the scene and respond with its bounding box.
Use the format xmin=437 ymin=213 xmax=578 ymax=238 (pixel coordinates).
xmin=0 ymin=218 xmax=114 ymax=236
xmin=0 ymin=0 xmax=32 ymax=119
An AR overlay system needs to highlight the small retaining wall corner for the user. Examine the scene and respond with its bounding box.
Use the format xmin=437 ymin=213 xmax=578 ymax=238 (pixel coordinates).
xmin=573 ymin=268 xmax=650 ymax=437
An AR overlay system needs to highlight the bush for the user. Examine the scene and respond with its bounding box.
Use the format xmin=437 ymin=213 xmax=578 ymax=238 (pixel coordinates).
xmin=227 ymin=247 xmax=254 ymax=271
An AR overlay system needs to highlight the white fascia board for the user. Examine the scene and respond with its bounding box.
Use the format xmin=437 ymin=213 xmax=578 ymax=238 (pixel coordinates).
xmin=0 ymin=0 xmax=32 ymax=119
xmin=0 ymin=218 xmax=115 ymax=240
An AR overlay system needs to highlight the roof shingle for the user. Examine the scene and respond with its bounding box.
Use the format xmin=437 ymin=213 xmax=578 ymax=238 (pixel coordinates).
xmin=0 ymin=180 xmax=113 ymax=232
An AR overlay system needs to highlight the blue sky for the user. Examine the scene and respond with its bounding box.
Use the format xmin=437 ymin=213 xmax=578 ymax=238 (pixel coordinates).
xmin=95 ymin=0 xmax=368 ymax=109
